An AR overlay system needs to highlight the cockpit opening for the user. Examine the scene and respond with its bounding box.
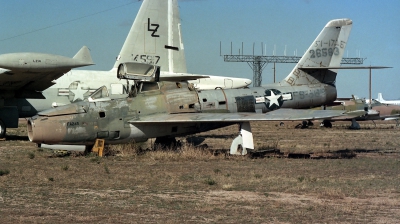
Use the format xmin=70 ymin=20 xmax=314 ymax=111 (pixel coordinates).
xmin=88 ymin=86 xmax=111 ymax=102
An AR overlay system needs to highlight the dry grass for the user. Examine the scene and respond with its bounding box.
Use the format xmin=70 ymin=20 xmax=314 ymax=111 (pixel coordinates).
xmin=0 ymin=120 xmax=399 ymax=223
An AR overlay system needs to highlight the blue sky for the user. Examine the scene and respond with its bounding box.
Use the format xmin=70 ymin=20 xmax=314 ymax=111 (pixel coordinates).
xmin=1 ymin=0 xmax=399 ymax=99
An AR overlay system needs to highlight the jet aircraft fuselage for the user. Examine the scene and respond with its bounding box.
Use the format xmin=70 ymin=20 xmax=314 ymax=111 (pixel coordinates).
xmin=28 ymin=81 xmax=336 ymax=145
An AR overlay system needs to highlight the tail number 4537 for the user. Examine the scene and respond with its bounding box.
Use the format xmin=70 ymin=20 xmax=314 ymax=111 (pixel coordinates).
xmin=133 ymin=55 xmax=160 ymax=64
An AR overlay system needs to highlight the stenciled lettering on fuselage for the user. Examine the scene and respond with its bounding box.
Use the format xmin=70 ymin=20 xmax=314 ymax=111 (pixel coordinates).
xmin=67 ymin=121 xmax=79 ymax=126
xmin=255 ymin=89 xmax=293 ymax=110
xmin=291 ymin=88 xmax=326 ymax=100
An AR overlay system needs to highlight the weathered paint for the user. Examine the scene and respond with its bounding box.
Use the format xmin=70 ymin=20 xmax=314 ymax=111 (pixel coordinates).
xmin=28 ymin=79 xmax=340 ymax=146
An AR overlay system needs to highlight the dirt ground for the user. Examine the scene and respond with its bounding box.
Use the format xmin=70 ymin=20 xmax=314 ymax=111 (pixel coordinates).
xmin=0 ymin=120 xmax=399 ymax=223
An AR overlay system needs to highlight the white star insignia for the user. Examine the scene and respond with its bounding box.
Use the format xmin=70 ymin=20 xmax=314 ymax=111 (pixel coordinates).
xmin=70 ymin=83 xmax=88 ymax=102
xmin=265 ymin=91 xmax=280 ymax=107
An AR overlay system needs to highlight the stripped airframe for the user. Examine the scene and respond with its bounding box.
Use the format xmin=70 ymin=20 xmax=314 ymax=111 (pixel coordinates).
xmin=27 ymin=17 xmax=364 ymax=155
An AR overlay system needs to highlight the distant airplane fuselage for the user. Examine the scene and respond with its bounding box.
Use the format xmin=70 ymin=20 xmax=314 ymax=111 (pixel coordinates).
xmin=377 ymin=93 xmax=400 ymax=105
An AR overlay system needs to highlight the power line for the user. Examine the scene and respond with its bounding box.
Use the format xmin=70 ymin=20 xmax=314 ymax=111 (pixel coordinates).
xmin=0 ymin=1 xmax=138 ymax=42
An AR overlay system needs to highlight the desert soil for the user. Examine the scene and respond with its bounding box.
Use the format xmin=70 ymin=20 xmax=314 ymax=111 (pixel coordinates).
xmin=0 ymin=120 xmax=399 ymax=223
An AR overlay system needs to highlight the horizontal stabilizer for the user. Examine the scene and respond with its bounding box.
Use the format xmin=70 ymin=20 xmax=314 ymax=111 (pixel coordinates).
xmin=159 ymin=74 xmax=210 ymax=81
xmin=299 ymin=66 xmax=391 ymax=70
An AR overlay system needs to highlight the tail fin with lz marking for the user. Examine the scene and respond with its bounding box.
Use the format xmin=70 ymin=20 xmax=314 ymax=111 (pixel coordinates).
xmin=282 ymin=19 xmax=353 ymax=86
xmin=114 ymin=0 xmax=187 ymax=74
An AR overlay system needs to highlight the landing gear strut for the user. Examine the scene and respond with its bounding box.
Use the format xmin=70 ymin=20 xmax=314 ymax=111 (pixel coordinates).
xmin=349 ymin=118 xmax=360 ymax=130
xmin=230 ymin=122 xmax=253 ymax=155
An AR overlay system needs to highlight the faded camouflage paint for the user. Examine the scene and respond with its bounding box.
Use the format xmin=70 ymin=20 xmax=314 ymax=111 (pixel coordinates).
xmin=28 ymin=80 xmax=338 ymax=146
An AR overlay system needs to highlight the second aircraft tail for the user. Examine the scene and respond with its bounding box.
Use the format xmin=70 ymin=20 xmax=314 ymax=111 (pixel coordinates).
xmin=113 ymin=0 xmax=187 ymax=74
xmin=281 ymin=19 xmax=353 ymax=86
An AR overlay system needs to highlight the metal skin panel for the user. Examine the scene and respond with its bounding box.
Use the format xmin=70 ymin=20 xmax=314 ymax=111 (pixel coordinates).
xmin=160 ymin=82 xmax=199 ymax=113
xmin=197 ymin=84 xmax=336 ymax=113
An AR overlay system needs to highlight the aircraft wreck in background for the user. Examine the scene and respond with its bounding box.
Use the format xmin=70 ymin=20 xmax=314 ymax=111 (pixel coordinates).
xmin=318 ymin=96 xmax=400 ymax=129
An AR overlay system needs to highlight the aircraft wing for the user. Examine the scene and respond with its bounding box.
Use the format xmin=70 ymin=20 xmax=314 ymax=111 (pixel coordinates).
xmin=0 ymin=46 xmax=94 ymax=99
xmin=0 ymin=69 xmax=67 ymax=97
xmin=128 ymin=109 xmax=362 ymax=124
xmin=382 ymin=115 xmax=400 ymax=120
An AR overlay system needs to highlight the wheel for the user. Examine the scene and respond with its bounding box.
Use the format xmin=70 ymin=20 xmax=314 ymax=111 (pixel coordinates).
xmin=301 ymin=120 xmax=308 ymax=129
xmin=322 ymin=120 xmax=332 ymax=128
xmin=0 ymin=120 xmax=6 ymax=138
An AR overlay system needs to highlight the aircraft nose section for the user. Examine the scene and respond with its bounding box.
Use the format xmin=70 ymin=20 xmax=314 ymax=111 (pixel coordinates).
xmin=27 ymin=116 xmax=66 ymax=144
xmin=245 ymin=78 xmax=252 ymax=86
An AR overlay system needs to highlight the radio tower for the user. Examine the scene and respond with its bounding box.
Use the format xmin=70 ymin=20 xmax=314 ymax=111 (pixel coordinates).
xmin=221 ymin=42 xmax=365 ymax=87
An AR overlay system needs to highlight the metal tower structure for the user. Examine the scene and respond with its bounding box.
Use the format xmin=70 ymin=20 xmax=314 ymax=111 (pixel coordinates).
xmin=223 ymin=54 xmax=366 ymax=87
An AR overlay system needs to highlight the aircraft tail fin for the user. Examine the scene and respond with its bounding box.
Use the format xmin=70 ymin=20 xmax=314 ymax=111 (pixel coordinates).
xmin=113 ymin=0 xmax=187 ymax=73
xmin=281 ymin=19 xmax=352 ymax=86
xmin=377 ymin=93 xmax=384 ymax=102
xmin=73 ymin=46 xmax=94 ymax=65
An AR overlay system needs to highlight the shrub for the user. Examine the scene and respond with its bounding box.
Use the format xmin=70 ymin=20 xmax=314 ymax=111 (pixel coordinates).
xmin=61 ymin=165 xmax=69 ymax=171
xmin=205 ymin=177 xmax=216 ymax=186
xmin=0 ymin=169 xmax=10 ymax=176
xmin=28 ymin=152 xmax=35 ymax=159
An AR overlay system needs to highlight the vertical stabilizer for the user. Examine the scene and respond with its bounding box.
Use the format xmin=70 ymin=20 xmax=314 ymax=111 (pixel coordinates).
xmin=281 ymin=19 xmax=352 ymax=86
xmin=377 ymin=93 xmax=384 ymax=102
xmin=73 ymin=46 xmax=94 ymax=65
xmin=114 ymin=0 xmax=187 ymax=73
